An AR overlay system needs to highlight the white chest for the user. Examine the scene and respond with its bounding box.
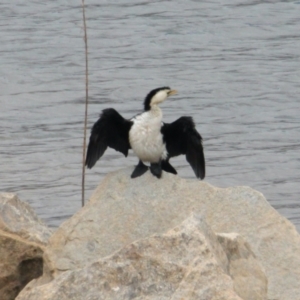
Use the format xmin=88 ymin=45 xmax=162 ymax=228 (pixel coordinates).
xmin=129 ymin=108 xmax=167 ymax=163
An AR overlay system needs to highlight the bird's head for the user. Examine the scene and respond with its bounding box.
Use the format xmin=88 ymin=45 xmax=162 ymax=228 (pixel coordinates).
xmin=144 ymin=87 xmax=177 ymax=111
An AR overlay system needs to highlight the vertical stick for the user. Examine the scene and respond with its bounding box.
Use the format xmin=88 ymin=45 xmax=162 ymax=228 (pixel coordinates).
xmin=81 ymin=0 xmax=88 ymax=207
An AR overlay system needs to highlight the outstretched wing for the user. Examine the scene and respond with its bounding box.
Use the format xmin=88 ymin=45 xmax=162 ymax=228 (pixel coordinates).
xmin=161 ymin=116 xmax=205 ymax=179
xmin=85 ymin=108 xmax=133 ymax=169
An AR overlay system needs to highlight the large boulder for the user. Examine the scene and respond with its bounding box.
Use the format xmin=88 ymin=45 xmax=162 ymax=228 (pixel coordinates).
xmin=0 ymin=193 xmax=52 ymax=300
xmin=17 ymin=215 xmax=267 ymax=300
xmin=24 ymin=168 xmax=300 ymax=299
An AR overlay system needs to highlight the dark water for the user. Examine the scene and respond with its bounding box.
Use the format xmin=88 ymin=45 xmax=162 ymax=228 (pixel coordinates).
xmin=1 ymin=0 xmax=299 ymax=230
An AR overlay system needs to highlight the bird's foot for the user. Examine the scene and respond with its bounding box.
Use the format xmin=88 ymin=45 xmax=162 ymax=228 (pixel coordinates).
xmin=131 ymin=160 xmax=149 ymax=178
xmin=161 ymin=160 xmax=177 ymax=175
xmin=150 ymin=161 xmax=162 ymax=179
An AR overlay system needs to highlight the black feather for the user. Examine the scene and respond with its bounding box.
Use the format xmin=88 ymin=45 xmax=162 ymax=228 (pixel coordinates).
xmin=161 ymin=117 xmax=205 ymax=179
xmin=85 ymin=108 xmax=133 ymax=169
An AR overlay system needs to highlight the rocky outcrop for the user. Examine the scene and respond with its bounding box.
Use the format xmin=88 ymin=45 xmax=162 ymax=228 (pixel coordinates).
xmin=17 ymin=215 xmax=267 ymax=300
xmin=0 ymin=193 xmax=52 ymax=300
xmin=36 ymin=167 xmax=300 ymax=300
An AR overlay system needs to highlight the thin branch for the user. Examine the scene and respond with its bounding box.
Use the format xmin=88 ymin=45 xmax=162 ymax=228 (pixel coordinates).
xmin=81 ymin=0 xmax=88 ymax=207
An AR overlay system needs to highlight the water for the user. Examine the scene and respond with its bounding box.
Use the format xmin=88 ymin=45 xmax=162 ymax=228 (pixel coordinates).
xmin=1 ymin=0 xmax=299 ymax=231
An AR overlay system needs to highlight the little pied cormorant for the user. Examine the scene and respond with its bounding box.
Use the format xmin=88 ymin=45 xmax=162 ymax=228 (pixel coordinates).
xmin=85 ymin=87 xmax=205 ymax=179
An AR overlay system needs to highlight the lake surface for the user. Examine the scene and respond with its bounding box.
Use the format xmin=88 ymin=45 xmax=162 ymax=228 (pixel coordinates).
xmin=1 ymin=0 xmax=299 ymax=231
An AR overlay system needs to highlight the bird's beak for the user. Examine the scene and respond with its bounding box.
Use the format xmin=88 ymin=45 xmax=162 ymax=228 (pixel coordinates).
xmin=168 ymin=89 xmax=178 ymax=96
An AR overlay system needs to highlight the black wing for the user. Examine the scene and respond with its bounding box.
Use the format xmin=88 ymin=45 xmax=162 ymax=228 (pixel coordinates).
xmin=85 ymin=108 xmax=133 ymax=169
xmin=161 ymin=116 xmax=205 ymax=179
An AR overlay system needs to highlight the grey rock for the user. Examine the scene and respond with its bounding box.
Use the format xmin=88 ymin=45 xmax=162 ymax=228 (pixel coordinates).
xmin=0 ymin=193 xmax=51 ymax=245
xmin=17 ymin=215 xmax=246 ymax=300
xmin=25 ymin=168 xmax=300 ymax=299
xmin=0 ymin=193 xmax=52 ymax=300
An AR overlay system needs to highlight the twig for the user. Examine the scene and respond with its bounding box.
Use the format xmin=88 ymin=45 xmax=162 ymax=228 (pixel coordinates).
xmin=81 ymin=0 xmax=88 ymax=207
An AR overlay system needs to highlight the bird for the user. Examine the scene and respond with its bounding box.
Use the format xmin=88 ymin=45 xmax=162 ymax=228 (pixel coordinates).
xmin=85 ymin=87 xmax=205 ymax=180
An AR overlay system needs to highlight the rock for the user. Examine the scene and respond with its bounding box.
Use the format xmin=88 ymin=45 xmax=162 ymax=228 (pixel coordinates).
xmin=0 ymin=193 xmax=51 ymax=245
xmin=30 ymin=168 xmax=300 ymax=299
xmin=0 ymin=193 xmax=52 ymax=300
xmin=17 ymin=215 xmax=250 ymax=300
xmin=217 ymin=233 xmax=267 ymax=300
